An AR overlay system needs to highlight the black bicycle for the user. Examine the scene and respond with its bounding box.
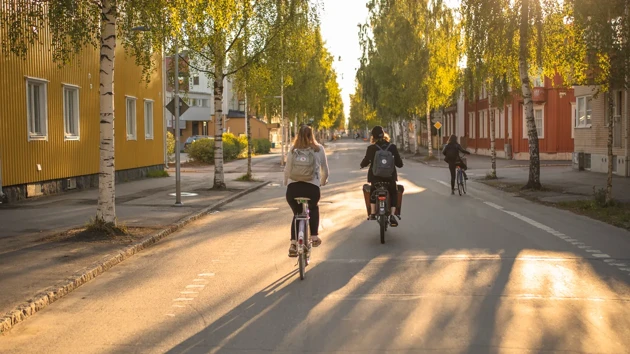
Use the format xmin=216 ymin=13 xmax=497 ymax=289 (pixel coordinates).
xmin=293 ymin=197 xmax=312 ymax=280
xmin=371 ymin=182 xmax=393 ymax=244
xmin=456 ymin=154 xmax=467 ymax=196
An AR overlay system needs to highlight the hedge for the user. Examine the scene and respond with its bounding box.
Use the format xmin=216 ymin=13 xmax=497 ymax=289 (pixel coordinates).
xmin=187 ymin=134 xmax=272 ymax=164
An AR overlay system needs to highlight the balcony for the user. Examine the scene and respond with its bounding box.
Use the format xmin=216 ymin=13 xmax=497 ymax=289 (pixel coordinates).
xmin=532 ymin=87 xmax=547 ymax=102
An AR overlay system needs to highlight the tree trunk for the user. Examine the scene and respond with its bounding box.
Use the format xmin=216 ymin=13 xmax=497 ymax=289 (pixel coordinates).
xmin=413 ymin=115 xmax=419 ymax=154
xmin=246 ymin=89 xmax=252 ymax=179
xmin=213 ymin=71 xmax=226 ymax=190
xmin=519 ymin=0 xmax=541 ymax=190
xmin=606 ymin=91 xmax=614 ymax=204
xmin=489 ymin=108 xmax=497 ymax=178
xmin=96 ymin=0 xmax=117 ymax=225
xmin=426 ymin=104 xmax=433 ymax=157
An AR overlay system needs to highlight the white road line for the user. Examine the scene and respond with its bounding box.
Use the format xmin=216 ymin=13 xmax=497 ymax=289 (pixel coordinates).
xmin=180 ymin=291 xmax=198 ymax=294
xmin=172 ymin=305 xmax=186 ymax=308
xmin=593 ymin=254 xmax=611 ymax=258
xmin=166 ymin=314 xmax=176 ymax=317
xmin=173 ymin=298 xmax=194 ymax=301
xmin=193 ymin=279 xmax=208 ymax=282
xmin=604 ymin=259 xmax=617 ymax=263
xmin=484 ymin=202 xmax=504 ymax=210
xmin=186 ymin=284 xmax=205 ymax=289
xmin=586 ymin=249 xmax=602 ymax=253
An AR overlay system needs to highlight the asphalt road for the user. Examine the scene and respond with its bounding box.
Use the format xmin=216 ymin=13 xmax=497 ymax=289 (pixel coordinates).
xmin=1 ymin=140 xmax=630 ymax=353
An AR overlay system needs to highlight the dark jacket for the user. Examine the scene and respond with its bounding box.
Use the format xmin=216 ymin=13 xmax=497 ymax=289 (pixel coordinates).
xmin=442 ymin=143 xmax=469 ymax=164
xmin=360 ymin=140 xmax=404 ymax=182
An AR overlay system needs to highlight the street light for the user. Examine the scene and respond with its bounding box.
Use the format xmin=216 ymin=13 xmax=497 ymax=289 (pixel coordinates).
xmin=132 ymin=25 xmax=182 ymax=206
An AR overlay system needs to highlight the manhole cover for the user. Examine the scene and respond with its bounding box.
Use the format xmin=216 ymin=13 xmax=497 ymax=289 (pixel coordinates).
xmin=169 ymin=192 xmax=198 ymax=197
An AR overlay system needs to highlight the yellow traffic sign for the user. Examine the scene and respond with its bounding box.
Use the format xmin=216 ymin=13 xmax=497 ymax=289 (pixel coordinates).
xmin=434 ymin=122 xmax=442 ymax=130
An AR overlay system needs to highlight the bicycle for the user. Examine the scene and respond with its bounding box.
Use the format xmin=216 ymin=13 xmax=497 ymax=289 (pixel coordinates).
xmin=455 ymin=154 xmax=467 ymax=196
xmin=293 ymin=197 xmax=312 ymax=280
xmin=371 ymin=182 xmax=395 ymax=244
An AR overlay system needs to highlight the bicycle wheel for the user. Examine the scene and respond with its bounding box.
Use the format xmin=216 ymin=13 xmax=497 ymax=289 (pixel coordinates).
xmin=457 ymin=171 xmax=463 ymax=196
xmin=462 ymin=176 xmax=467 ymax=194
xmin=379 ymin=216 xmax=386 ymax=244
xmin=298 ymin=220 xmax=306 ymax=280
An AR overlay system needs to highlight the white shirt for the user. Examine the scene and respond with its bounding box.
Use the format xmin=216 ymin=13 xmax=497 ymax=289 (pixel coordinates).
xmin=283 ymin=144 xmax=329 ymax=187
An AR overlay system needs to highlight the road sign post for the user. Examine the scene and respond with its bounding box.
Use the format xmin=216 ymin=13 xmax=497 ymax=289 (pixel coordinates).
xmin=434 ymin=122 xmax=443 ymax=162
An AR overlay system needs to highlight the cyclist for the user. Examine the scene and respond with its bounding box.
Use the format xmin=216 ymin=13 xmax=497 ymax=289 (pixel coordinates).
xmin=442 ymin=134 xmax=470 ymax=194
xmin=284 ymin=125 xmax=329 ymax=257
xmin=360 ymin=126 xmax=403 ymax=226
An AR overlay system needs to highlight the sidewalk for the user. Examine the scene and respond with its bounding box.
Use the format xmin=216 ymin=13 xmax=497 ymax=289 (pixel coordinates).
xmin=0 ymin=154 xmax=281 ymax=333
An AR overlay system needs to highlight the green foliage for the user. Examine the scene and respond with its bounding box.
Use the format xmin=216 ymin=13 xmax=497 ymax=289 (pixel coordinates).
xmin=147 ymin=170 xmax=169 ymax=178
xmin=253 ymin=139 xmax=272 ymax=154
xmin=187 ymin=138 xmax=215 ymax=164
xmin=237 ymin=135 xmax=249 ymax=158
xmin=222 ymin=133 xmax=241 ymax=161
xmin=166 ymin=131 xmax=175 ymax=155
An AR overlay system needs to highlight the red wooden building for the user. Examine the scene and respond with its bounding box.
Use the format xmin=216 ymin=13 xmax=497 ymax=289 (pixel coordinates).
xmin=462 ymin=75 xmax=575 ymax=160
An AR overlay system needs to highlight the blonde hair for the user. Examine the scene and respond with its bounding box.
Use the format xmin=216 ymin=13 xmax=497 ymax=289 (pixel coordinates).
xmin=370 ymin=132 xmax=390 ymax=144
xmin=292 ymin=125 xmax=320 ymax=152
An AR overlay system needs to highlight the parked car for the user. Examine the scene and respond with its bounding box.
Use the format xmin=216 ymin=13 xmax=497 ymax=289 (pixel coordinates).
xmin=183 ymin=135 xmax=211 ymax=152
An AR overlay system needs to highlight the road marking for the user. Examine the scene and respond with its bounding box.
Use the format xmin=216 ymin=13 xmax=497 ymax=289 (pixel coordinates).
xmin=621 ymin=268 xmax=630 ymax=272
xmin=186 ymin=284 xmax=205 ymax=289
xmin=180 ymin=291 xmax=198 ymax=294
xmin=173 ymin=298 xmax=194 ymax=301
xmin=484 ymin=202 xmax=504 ymax=210
xmin=593 ymin=254 xmax=611 ymax=258
xmin=435 ymin=180 xmax=450 ymax=188
xmin=586 ymin=249 xmax=602 ymax=253
xmin=172 ymin=305 xmax=186 ymax=308
xmin=166 ymin=314 xmax=176 ymax=317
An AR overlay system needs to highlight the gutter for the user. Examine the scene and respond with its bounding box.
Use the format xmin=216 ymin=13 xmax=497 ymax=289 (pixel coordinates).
xmin=162 ymin=45 xmax=168 ymax=169
xmin=0 ymin=157 xmax=4 ymax=203
xmin=625 ymin=89 xmax=629 ymax=176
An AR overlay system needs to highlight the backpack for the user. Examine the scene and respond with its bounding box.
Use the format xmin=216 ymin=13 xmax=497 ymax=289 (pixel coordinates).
xmin=442 ymin=144 xmax=458 ymax=164
xmin=372 ymin=143 xmax=395 ymax=178
xmin=289 ymin=148 xmax=316 ymax=181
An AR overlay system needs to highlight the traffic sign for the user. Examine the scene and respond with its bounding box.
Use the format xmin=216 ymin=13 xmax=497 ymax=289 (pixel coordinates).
xmin=166 ymin=97 xmax=189 ymax=117
xmin=433 ymin=121 xmax=442 ymax=130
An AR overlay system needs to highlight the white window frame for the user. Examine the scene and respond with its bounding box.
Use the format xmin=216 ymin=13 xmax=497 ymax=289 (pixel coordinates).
xmin=26 ymin=77 xmax=49 ymax=141
xmin=575 ymin=96 xmax=592 ymax=128
xmin=126 ymin=96 xmax=137 ymax=140
xmin=499 ymin=108 xmax=506 ymax=139
xmin=144 ymin=99 xmax=154 ymax=140
xmin=523 ymin=104 xmax=545 ymax=139
xmin=469 ymin=113 xmax=476 ymax=139
xmin=63 ymin=84 xmax=80 ymax=141
xmin=478 ymin=111 xmax=483 ymax=138
xmin=571 ymin=102 xmax=576 ymax=139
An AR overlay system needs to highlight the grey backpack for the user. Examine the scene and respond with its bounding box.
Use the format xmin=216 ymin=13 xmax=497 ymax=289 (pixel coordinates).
xmin=372 ymin=143 xmax=395 ymax=178
xmin=289 ymin=148 xmax=316 ymax=181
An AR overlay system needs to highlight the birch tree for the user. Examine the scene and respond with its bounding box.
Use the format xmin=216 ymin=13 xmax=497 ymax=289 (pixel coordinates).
xmin=572 ymin=0 xmax=630 ymax=204
xmin=1 ymin=0 xmax=174 ymax=227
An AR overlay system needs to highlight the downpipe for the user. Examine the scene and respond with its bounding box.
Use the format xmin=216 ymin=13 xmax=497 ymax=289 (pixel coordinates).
xmin=0 ymin=157 xmax=4 ymax=203
xmin=625 ymin=89 xmax=629 ymax=176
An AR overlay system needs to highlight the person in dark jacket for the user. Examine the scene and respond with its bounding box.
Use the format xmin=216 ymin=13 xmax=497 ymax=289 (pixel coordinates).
xmin=442 ymin=134 xmax=470 ymax=194
xmin=360 ymin=126 xmax=404 ymax=226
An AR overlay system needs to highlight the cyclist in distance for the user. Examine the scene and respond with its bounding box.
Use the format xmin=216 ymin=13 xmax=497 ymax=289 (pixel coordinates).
xmin=360 ymin=126 xmax=403 ymax=226
xmin=283 ymin=125 xmax=329 ymax=257
xmin=442 ymin=134 xmax=471 ymax=195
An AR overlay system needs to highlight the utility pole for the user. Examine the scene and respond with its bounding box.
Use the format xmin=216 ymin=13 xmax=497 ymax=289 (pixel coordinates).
xmin=173 ymin=39 xmax=182 ymax=206
xmin=280 ymin=72 xmax=285 ymax=166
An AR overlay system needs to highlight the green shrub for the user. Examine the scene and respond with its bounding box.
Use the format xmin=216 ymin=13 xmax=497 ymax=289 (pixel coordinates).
xmin=253 ymin=138 xmax=271 ymax=154
xmin=237 ymin=135 xmax=249 ymax=158
xmin=166 ymin=131 xmax=175 ymax=155
xmin=222 ymin=133 xmax=240 ymax=161
xmin=187 ymin=138 xmax=214 ymax=163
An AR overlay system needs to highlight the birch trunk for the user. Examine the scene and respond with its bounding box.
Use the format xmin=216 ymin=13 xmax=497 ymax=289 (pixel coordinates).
xmin=96 ymin=0 xmax=117 ymax=225
xmin=413 ymin=115 xmax=419 ymax=154
xmin=426 ymin=104 xmax=433 ymax=157
xmin=606 ymin=91 xmax=614 ymax=204
xmin=213 ymin=70 xmax=226 ymax=190
xmin=489 ymin=108 xmax=497 ymax=178
xmin=519 ymin=0 xmax=541 ymax=189
xmin=246 ymin=89 xmax=252 ymax=179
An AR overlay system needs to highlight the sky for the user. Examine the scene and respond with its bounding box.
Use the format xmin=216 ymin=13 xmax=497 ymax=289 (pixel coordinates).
xmin=319 ymin=0 xmax=461 ymax=121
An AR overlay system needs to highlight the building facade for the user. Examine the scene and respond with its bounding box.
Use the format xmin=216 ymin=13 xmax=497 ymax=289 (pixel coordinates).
xmin=572 ymin=87 xmax=630 ymax=176
xmin=0 ymin=35 xmax=164 ymax=202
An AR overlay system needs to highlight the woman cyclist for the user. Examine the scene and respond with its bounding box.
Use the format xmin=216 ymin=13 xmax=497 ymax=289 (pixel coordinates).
xmin=442 ymin=134 xmax=470 ymax=194
xmin=283 ymin=125 xmax=329 ymax=257
xmin=360 ymin=126 xmax=403 ymax=226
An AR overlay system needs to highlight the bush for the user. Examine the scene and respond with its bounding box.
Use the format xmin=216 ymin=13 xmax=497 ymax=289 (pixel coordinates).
xmin=222 ymin=133 xmax=241 ymax=161
xmin=187 ymin=138 xmax=214 ymax=163
xmin=237 ymin=135 xmax=249 ymax=158
xmin=166 ymin=131 xmax=175 ymax=155
xmin=253 ymin=138 xmax=272 ymax=154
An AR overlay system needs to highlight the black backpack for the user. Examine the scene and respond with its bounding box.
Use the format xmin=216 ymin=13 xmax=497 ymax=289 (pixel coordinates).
xmin=372 ymin=143 xmax=395 ymax=178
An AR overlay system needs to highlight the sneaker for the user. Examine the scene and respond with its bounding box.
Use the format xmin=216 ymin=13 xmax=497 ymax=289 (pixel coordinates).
xmin=368 ymin=214 xmax=377 ymax=220
xmin=451 ymin=189 xmax=455 ymax=195
xmin=389 ymin=215 xmax=398 ymax=227
xmin=288 ymin=242 xmax=298 ymax=257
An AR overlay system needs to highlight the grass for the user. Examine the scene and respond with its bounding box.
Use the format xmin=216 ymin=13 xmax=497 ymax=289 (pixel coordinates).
xmin=236 ymin=173 xmax=259 ymax=182
xmin=554 ymin=200 xmax=630 ymax=231
xmin=147 ymin=170 xmax=169 ymax=178
xmin=423 ymin=155 xmax=438 ymax=162
xmin=85 ymin=217 xmax=129 ymax=236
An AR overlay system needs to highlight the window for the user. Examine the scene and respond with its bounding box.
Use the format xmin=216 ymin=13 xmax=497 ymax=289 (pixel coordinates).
xmin=201 ymin=99 xmax=210 ymax=107
xmin=26 ymin=78 xmax=48 ymax=140
xmin=191 ymin=98 xmax=198 ymax=106
xmin=499 ymin=109 xmax=505 ymax=139
xmin=193 ymin=76 xmax=199 ymax=85
xmin=523 ymin=105 xmax=545 ymax=139
xmin=571 ymin=102 xmax=576 ymax=139
xmin=63 ymin=85 xmax=80 ymax=140
xmin=469 ymin=113 xmax=476 ymax=139
xmin=584 ymin=153 xmax=592 ymax=170
xmin=144 ymin=99 xmax=154 ymax=139
xmin=576 ymin=96 xmax=592 ymax=127
xmin=126 ymin=97 xmax=137 ymax=140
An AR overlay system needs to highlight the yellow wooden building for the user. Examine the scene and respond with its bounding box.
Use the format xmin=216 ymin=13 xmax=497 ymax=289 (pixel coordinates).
xmin=0 ymin=35 xmax=165 ymax=202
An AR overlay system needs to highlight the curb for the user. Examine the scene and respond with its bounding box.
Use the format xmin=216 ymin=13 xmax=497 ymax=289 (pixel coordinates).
xmin=0 ymin=181 xmax=270 ymax=334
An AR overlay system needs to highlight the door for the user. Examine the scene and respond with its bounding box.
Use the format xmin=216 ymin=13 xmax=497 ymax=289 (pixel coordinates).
xmin=613 ymin=91 xmax=622 ymax=148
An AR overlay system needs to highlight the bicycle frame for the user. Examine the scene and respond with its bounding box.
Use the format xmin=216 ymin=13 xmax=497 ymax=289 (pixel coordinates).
xmin=372 ymin=182 xmax=391 ymax=216
xmin=294 ymin=200 xmax=311 ymax=258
